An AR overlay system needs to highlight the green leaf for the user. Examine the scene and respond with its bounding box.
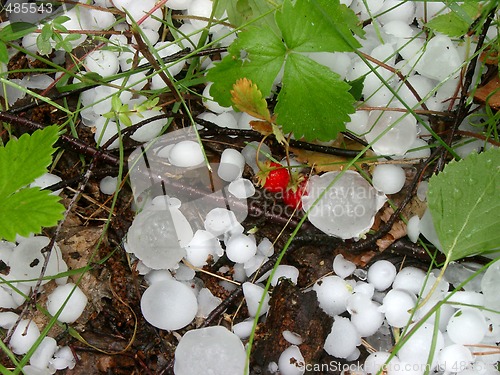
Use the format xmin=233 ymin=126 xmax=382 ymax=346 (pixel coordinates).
xmin=0 ymin=43 xmax=8 ymax=64
xmin=275 ymin=53 xmax=354 ymax=141
xmin=276 ymin=0 xmax=361 ymax=52
xmin=428 ymin=148 xmax=500 ymax=261
xmin=207 ymin=26 xmax=286 ymax=106
xmin=0 ymin=22 xmax=37 ymax=42
xmin=0 ymin=188 xmax=64 ymax=241
xmin=215 ymin=0 xmax=282 ymax=33
xmin=0 ymin=125 xmax=59 ymax=200
xmin=426 ymin=2 xmax=480 ymax=37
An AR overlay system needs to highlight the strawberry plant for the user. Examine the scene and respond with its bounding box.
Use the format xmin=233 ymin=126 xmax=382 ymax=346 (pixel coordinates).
xmin=283 ymin=176 xmax=308 ymax=210
xmin=256 ymin=161 xmax=290 ymax=193
xmin=207 ymin=0 xmax=364 ymax=142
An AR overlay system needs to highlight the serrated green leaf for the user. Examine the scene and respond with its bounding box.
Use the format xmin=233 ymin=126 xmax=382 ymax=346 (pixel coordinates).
xmin=428 ymin=148 xmax=500 ymax=261
xmin=207 ymin=26 xmax=286 ymax=106
xmin=275 ymin=53 xmax=354 ymax=141
xmin=276 ymin=0 xmax=361 ymax=52
xmin=0 ymin=188 xmax=64 ymax=242
xmin=0 ymin=126 xmax=59 ymax=200
xmin=426 ymin=2 xmax=480 ymax=37
xmin=215 ymin=0 xmax=282 ymax=33
xmin=0 ymin=22 xmax=37 ymax=42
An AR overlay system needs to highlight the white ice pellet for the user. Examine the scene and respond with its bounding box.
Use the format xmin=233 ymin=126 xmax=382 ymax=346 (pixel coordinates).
xmin=403 ymin=138 xmax=431 ymax=160
xmin=406 ymin=215 xmax=420 ymax=243
xmin=196 ymin=288 xmax=221 ymax=318
xmin=204 ymin=208 xmax=240 ymax=236
xmin=418 ymin=208 xmax=442 ymax=251
xmin=416 ymin=181 xmax=428 ymax=201
xmin=416 ymin=35 xmax=462 ymax=81
xmin=379 ymin=289 xmax=417 ymax=328
xmin=372 ymin=164 xmax=406 ymax=195
xmin=168 ymin=140 xmax=205 ymax=168
xmin=228 ymin=178 xmax=255 ymax=199
xmin=31 ymin=172 xmax=63 ymax=195
xmin=174 ymin=326 xmax=247 ymax=374
xmin=353 ymin=281 xmax=375 ymax=298
xmin=257 ymin=237 xmax=274 ymax=257
xmin=237 ymin=112 xmax=259 ymax=130
xmin=9 ymin=319 xmax=40 ymax=355
xmin=244 ymin=254 xmax=269 ymax=280
xmin=397 ymin=323 xmax=444 ymax=369
xmin=395 ymin=75 xmax=434 ymax=109
xmin=364 ymin=352 xmax=400 ymax=375
xmin=100 ymin=176 xmax=118 ymax=195
xmin=324 ymin=316 xmax=360 ymax=359
xmin=241 ymin=141 xmax=271 ymax=173
xmin=376 ymin=0 xmax=416 ymax=25
xmin=367 ymin=260 xmax=397 ymax=291
xmin=313 ymin=275 xmax=352 ymax=316
xmin=167 ymin=0 xmax=194 ymax=11
xmin=185 ymin=230 xmax=222 ymax=267
xmin=447 ymin=308 xmax=487 ymax=345
xmin=84 ymin=50 xmax=119 ymax=78
xmin=242 ymin=282 xmax=270 ymax=317
xmin=225 ymin=234 xmax=257 ymax=264
xmin=392 ymin=266 xmax=426 ymax=295
xmin=482 ymin=262 xmax=500 ymax=323
xmin=232 ymin=319 xmax=254 ymax=339
xmin=30 ymin=337 xmax=57 ymax=370
xmin=283 ymin=331 xmax=303 ymax=345
xmin=49 ymin=346 xmax=76 ymax=371
xmin=141 ymin=279 xmax=197 ymax=330
xmin=333 ymin=254 xmax=356 ymax=279
xmin=278 ymin=345 xmax=305 ymax=375
xmin=218 ymin=148 xmax=245 ymax=182
xmin=365 ymin=111 xmax=417 ymax=156
xmin=346 ymin=110 xmax=369 ymax=136
xmin=46 ymin=283 xmax=88 ymax=323
xmin=144 ymin=269 xmax=173 ymax=285
xmin=21 ymin=74 xmax=54 ymax=90
xmin=347 ymin=293 xmax=384 ymax=337
xmin=270 ymin=265 xmax=299 ymax=286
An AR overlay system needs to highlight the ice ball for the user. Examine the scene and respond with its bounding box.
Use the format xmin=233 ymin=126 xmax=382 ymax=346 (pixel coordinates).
xmin=9 ymin=319 xmax=40 ymax=355
xmin=347 ymin=293 xmax=384 ymax=337
xmin=397 ymin=323 xmax=444 ymax=369
xmin=225 ymin=234 xmax=257 ymax=264
xmin=168 ymin=140 xmax=205 ymax=168
xmin=84 ymin=50 xmax=119 ymax=78
xmin=368 ymin=260 xmax=397 ymax=291
xmin=324 ymin=316 xmax=360 ymax=359
xmin=46 ymin=283 xmax=88 ymax=323
xmin=380 ymin=289 xmax=417 ymax=328
xmin=141 ymin=279 xmax=197 ymax=330
xmin=393 ymin=266 xmax=426 ymax=295
xmin=447 ymin=308 xmax=487 ymax=345
xmin=174 ymin=326 xmax=247 ymax=375
xmin=372 ymin=164 xmax=406 ymax=194
xmin=278 ymin=345 xmax=305 ymax=375
xmin=333 ymin=254 xmax=356 ymax=279
xmin=313 ymin=275 xmax=352 ymax=316
xmin=218 ymin=148 xmax=245 ymax=182
xmin=242 ymin=282 xmax=270 ymax=317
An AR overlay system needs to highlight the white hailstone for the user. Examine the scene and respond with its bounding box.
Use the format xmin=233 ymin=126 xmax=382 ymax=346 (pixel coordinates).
xmin=46 ymin=283 xmax=88 ymax=323
xmin=405 ymin=138 xmax=431 ymax=159
xmin=258 ymin=237 xmax=274 ymax=257
xmin=168 ymin=0 xmax=194 ymax=12
xmin=185 ymin=230 xmax=222 ymax=267
xmin=333 ymin=254 xmax=356 ymax=279
xmin=346 ymin=110 xmax=370 ymax=136
xmin=382 ymin=21 xmax=414 ymax=38
xmin=376 ymin=0 xmax=416 ymax=25
xmin=126 ymin=200 xmax=193 ymax=270
xmin=270 ymin=265 xmax=299 ymax=286
xmin=392 ymin=267 xmax=426 ymax=295
xmin=218 ymin=148 xmax=245 ymax=182
xmin=4 ymin=78 xmax=26 ymax=105
xmin=173 ymin=263 xmax=195 ymax=281
xmin=131 ymin=28 xmax=159 ymax=45
xmin=350 ymin=0 xmax=384 ymax=19
xmin=237 ymin=112 xmax=260 ymax=130
xmin=242 ymin=282 xmax=270 ymax=317
xmin=204 ymin=208 xmax=240 ymax=236
xmin=454 ymin=139 xmax=483 ymax=159
xmin=49 ymin=346 xmax=76 ymax=371
xmin=31 ymin=172 xmax=63 ymax=195
xmin=365 ymin=111 xmax=417 ymax=156
xmin=94 ymin=118 xmax=121 ymax=149
xmin=83 ymin=8 xmax=115 ymax=30
xmin=437 ymin=344 xmax=474 ymax=373
xmin=268 ymin=362 xmax=279 ymax=374
xmin=354 ymin=281 xmax=375 ymax=298
xmin=397 ymin=323 xmax=444 ymax=369
xmin=379 ymin=289 xmax=417 ymax=328
xmin=416 ymin=35 xmax=462 ymax=81
xmin=129 ymin=110 xmax=165 ymax=142
xmin=203 ymin=83 xmax=232 ymax=113
xmin=446 ymin=291 xmax=485 ymax=308
xmin=278 ymin=345 xmax=305 ymax=375
xmin=416 ymin=181 xmax=428 ymax=202
xmin=307 ymin=52 xmax=351 ymax=79
xmin=372 ymin=164 xmax=406 ymax=195
xmin=211 ymin=26 xmax=238 ymax=48
xmin=9 ymin=319 xmax=40 ymax=355
xmin=233 ymin=319 xmax=254 ymax=339
xmin=9 ymin=236 xmax=67 ymax=287
xmin=187 ymin=0 xmax=223 ymax=32
xmin=313 ymin=275 xmax=353 ymax=316
xmin=144 ymin=269 xmax=173 ymax=285
xmin=364 ymin=351 xmax=400 ymax=375
xmin=229 ymin=178 xmax=255 ymax=199
xmin=198 ymin=111 xmax=238 ymax=129
xmin=283 ymin=331 xmax=303 ymax=345
xmin=84 ymin=50 xmax=119 ymax=78
xmin=141 ymin=279 xmax=197 ymax=330
xmin=0 ymin=312 xmax=18 ymax=329
xmin=21 ymin=74 xmax=54 ymax=90
xmin=406 ymin=216 xmax=420 ymax=243
xmin=0 ymin=286 xmax=17 ymax=308
xmin=347 ymin=293 xmax=384 ymax=337
xmin=301 ymin=170 xmax=383 ymax=239
xmin=444 ymin=262 xmax=483 ymax=292
xmin=225 ymin=234 xmax=257 ymax=264
xmin=447 ymin=308 xmax=487 ymax=345
xmin=174 ymin=326 xmax=247 ymax=374
xmin=168 ymin=140 xmax=205 ymax=168
xmin=368 ymin=260 xmax=397 ymax=291
xmin=22 ymin=33 xmax=39 ymax=54
xmin=241 ymin=141 xmax=271 ymax=173
xmin=100 ymin=176 xmax=118 ymax=195
xmin=324 ymin=316 xmax=361 ymax=359
xmin=395 ymin=75 xmax=434 ymax=109
xmin=197 ymin=288 xmax=221 ymax=318
xmin=150 ymin=43 xmax=185 ymax=86
xmin=244 ymin=254 xmax=270 ymax=280
xmin=30 ymin=337 xmax=57 ymax=370
xmin=418 ymin=208 xmax=442 ymax=251
xmin=482 ymin=262 xmax=500 ymax=323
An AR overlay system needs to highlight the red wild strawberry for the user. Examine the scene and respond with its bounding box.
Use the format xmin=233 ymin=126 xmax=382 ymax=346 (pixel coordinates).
xmin=283 ymin=176 xmax=308 ymax=210
xmin=256 ymin=161 xmax=290 ymax=193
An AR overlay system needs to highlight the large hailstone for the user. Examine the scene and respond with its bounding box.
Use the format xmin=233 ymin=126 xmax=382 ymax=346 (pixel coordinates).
xmin=126 ymin=196 xmax=193 ymax=270
xmin=141 ymin=279 xmax=197 ymax=330
xmin=174 ymin=326 xmax=247 ymax=375
xmin=301 ymin=171 xmax=384 ymax=239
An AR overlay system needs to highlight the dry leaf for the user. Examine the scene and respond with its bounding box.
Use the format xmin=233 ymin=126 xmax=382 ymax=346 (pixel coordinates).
xmin=474 ymin=75 xmax=500 ymax=110
xmin=231 ymin=78 xmax=271 ymax=121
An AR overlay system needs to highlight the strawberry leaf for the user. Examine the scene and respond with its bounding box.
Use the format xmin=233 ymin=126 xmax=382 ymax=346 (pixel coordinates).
xmin=231 ymin=78 xmax=271 ymax=121
xmin=428 ymin=148 xmax=500 ymax=261
xmin=275 ymin=53 xmax=354 ymax=141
